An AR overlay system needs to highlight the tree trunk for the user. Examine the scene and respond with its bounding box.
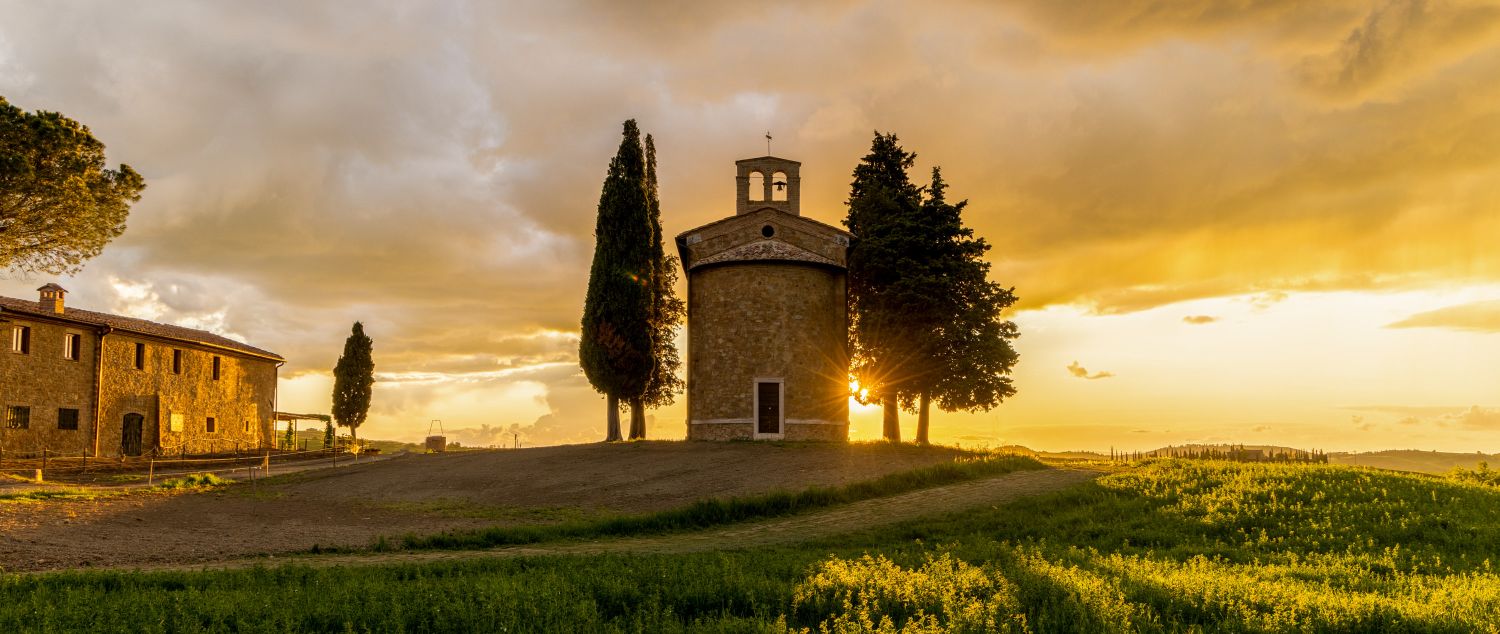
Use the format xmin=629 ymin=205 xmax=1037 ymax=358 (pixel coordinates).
xmin=915 ymin=391 xmax=931 ymax=446
xmin=882 ymin=395 xmax=901 ymax=442
xmin=628 ymin=398 xmax=646 ymax=440
xmin=605 ymin=395 xmax=623 ymax=442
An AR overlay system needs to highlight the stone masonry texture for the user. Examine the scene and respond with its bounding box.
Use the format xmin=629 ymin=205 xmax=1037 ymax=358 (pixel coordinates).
xmin=677 ymin=160 xmax=852 ymax=442
xmin=1 ymin=295 xmax=279 ymax=457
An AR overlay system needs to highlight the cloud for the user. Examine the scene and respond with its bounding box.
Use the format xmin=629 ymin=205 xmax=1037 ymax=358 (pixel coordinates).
xmin=4 ymin=1 xmax=1500 ymax=442
xmin=1345 ymin=405 xmax=1500 ymax=430
xmin=1440 ymin=406 xmax=1500 ymax=430
xmin=1066 ymin=361 xmax=1114 ymax=380
xmin=1387 ymin=300 xmax=1500 ymax=333
xmin=1251 ymin=425 xmax=1271 ymax=433
xmin=1182 ymin=315 xmax=1217 ymax=325
xmin=1352 ymin=415 xmax=1374 ymax=431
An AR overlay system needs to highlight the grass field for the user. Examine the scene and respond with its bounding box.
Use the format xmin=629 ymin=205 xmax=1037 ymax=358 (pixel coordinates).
xmin=3 ymin=459 xmax=1498 ymax=632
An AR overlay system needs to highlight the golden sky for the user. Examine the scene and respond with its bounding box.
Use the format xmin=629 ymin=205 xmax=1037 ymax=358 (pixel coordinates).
xmin=2 ymin=1 xmax=1497 ymax=452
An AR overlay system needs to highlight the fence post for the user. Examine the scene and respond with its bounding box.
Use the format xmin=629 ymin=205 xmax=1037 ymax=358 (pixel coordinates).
xmin=262 ymin=450 xmax=269 ymax=475
xmin=41 ymin=449 xmax=47 ymax=479
xmin=147 ymin=458 xmax=155 ymax=486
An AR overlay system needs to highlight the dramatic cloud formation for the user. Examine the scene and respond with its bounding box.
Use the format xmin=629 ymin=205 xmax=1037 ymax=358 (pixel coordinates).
xmin=1066 ymin=361 xmax=1114 ymax=380
xmin=1387 ymin=300 xmax=1500 ymax=333
xmin=2 ymin=1 xmax=1497 ymax=448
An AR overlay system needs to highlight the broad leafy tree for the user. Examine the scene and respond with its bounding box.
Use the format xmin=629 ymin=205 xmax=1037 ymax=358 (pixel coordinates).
xmin=331 ymin=322 xmax=375 ymax=445
xmin=580 ymin=120 xmax=655 ymax=442
xmin=631 ymin=133 xmax=685 ymax=440
xmin=844 ymin=132 xmax=926 ymax=442
xmin=0 ymin=96 xmax=144 ymax=274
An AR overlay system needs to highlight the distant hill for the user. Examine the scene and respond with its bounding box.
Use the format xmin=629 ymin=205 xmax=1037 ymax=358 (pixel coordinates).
xmin=1330 ymin=450 xmax=1497 ymax=475
xmin=277 ymin=428 xmax=423 ymax=454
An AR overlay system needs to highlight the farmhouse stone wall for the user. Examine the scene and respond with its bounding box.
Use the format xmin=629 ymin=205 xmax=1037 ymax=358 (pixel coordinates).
xmin=0 ymin=318 xmax=97 ymax=455
xmin=97 ymin=334 xmax=276 ymax=457
xmin=1 ymin=294 xmax=279 ymax=457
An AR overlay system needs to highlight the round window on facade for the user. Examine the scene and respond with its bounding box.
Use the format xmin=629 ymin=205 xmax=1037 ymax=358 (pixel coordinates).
xmin=761 ymin=225 xmax=775 ymax=238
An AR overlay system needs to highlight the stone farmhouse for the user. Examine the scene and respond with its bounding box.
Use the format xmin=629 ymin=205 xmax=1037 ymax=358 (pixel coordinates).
xmin=0 ymin=284 xmax=282 ymax=457
xmin=676 ymin=156 xmax=853 ymax=441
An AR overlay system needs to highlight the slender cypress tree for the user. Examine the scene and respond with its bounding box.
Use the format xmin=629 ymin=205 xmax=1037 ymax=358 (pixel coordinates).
xmin=844 ymin=132 xmax=926 ymax=442
xmin=331 ymin=322 xmax=375 ymax=445
xmin=580 ymin=120 xmax=655 ymax=442
xmin=631 ymin=134 xmax=685 ymax=439
xmin=323 ymin=419 xmax=335 ymax=449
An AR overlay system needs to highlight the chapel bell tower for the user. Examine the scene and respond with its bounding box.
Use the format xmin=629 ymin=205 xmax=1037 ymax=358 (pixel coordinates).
xmin=735 ymin=157 xmax=801 ymax=216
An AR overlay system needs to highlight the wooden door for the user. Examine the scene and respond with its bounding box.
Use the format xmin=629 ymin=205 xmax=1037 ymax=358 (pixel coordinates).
xmin=121 ymin=413 xmax=143 ymax=456
xmin=756 ymin=381 xmax=781 ymax=435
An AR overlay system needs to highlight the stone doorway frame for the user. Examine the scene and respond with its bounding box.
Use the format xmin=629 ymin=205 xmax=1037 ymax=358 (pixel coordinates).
xmin=752 ymin=377 xmax=785 ymax=439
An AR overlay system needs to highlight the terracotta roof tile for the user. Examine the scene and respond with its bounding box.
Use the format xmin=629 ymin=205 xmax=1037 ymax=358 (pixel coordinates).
xmin=0 ymin=295 xmax=283 ymax=361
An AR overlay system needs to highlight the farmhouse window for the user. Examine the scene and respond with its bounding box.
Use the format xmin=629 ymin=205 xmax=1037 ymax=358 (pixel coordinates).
xmin=11 ymin=326 xmax=30 ymax=354
xmin=6 ymin=406 xmax=30 ymax=429
xmin=64 ymin=333 xmax=81 ymax=360
xmin=206 ymin=417 xmax=217 ymax=433
xmin=212 ymin=356 xmax=221 ymax=380
xmin=133 ymin=342 xmax=145 ymax=370
xmin=58 ymin=408 xmax=79 ymax=431
xmin=172 ymin=349 xmax=183 ymax=374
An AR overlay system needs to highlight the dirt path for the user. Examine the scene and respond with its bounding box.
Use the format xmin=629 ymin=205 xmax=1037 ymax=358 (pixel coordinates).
xmin=109 ymin=467 xmax=1097 ymax=574
xmin=1 ymin=442 xmax=981 ymax=573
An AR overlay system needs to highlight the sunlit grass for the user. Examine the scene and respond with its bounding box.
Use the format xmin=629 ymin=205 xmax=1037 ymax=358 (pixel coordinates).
xmin=3 ymin=459 xmax=1498 ymax=632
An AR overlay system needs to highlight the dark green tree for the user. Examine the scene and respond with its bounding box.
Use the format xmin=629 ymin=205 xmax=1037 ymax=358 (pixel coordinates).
xmin=630 ymin=134 xmax=685 ymax=440
xmin=580 ymin=120 xmax=655 ymax=442
xmin=1 ymin=96 xmax=145 ymax=273
xmin=844 ymin=132 xmax=926 ymax=442
xmin=331 ymin=322 xmax=375 ymax=446
xmin=283 ymin=419 xmax=296 ymax=450
xmin=323 ymin=419 xmax=335 ymax=449
xmin=907 ymin=168 xmax=1020 ymax=444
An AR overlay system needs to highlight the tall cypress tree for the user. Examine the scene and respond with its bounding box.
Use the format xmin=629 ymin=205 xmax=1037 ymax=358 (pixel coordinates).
xmin=844 ymin=132 xmax=926 ymax=442
xmin=908 ymin=168 xmax=1020 ymax=444
xmin=580 ymin=120 xmax=655 ymax=442
xmin=631 ymin=134 xmax=685 ymax=439
xmin=331 ymin=322 xmax=375 ymax=445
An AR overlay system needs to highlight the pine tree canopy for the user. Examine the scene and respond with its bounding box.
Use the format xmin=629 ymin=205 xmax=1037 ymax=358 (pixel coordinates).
xmin=0 ymin=96 xmax=145 ymax=274
xmin=579 ymin=120 xmax=657 ymax=401
xmin=844 ymin=132 xmax=928 ymax=404
xmin=920 ymin=167 xmax=1020 ymax=413
xmin=845 ymin=132 xmax=1021 ymax=420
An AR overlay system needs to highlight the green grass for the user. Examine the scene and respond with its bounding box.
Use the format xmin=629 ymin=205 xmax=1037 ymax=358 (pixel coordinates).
xmin=0 ymin=487 xmax=119 ymax=503
xmin=378 ymin=453 xmax=1044 ymax=551
xmin=4 ymin=459 xmax=1499 ymax=632
xmin=154 ymin=473 xmax=230 ymax=490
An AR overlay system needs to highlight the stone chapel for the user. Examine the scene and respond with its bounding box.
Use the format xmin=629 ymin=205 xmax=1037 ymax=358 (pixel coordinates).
xmin=675 ymin=156 xmax=852 ymax=441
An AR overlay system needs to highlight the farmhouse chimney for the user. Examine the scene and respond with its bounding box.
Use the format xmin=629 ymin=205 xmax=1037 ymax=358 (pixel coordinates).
xmin=37 ymin=283 xmax=66 ymax=314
